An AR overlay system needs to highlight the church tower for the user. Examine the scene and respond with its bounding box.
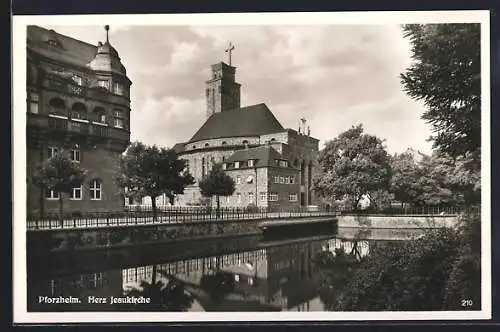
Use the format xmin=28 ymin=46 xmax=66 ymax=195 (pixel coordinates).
xmin=205 ymin=43 xmax=241 ymax=118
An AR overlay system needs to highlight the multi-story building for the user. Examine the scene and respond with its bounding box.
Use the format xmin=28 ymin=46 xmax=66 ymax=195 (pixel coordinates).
xmin=169 ymin=60 xmax=320 ymax=209
xmin=26 ymin=25 xmax=132 ymax=215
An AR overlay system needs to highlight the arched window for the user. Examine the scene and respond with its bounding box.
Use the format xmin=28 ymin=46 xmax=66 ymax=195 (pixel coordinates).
xmin=205 ymin=143 xmax=210 ymax=147
xmin=222 ymin=141 xmax=227 ymax=145
xmin=90 ymin=179 xmax=102 ymax=200
xmin=93 ymin=106 xmax=106 ymax=123
xmin=270 ymin=138 xmax=276 ymax=142
xmin=49 ymin=98 xmax=65 ymax=115
xmin=242 ymin=140 xmax=249 ymax=146
xmin=71 ymin=102 xmax=87 ymax=119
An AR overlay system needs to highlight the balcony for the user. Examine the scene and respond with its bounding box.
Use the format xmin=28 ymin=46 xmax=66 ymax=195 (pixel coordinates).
xmin=44 ymin=78 xmax=129 ymax=105
xmin=43 ymin=115 xmax=129 ymax=142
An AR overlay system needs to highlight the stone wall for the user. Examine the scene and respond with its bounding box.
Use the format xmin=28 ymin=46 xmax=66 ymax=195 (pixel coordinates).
xmin=337 ymin=215 xmax=460 ymax=229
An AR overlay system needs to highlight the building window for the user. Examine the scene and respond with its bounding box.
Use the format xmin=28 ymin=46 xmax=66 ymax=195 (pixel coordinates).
xmin=289 ymin=176 xmax=295 ymax=184
xmin=72 ymin=75 xmax=83 ymax=86
xmin=202 ymin=158 xmax=206 ymax=176
xmin=222 ymin=141 xmax=227 ymax=146
xmin=236 ymin=176 xmax=241 ymax=185
xmin=248 ymin=277 xmax=254 ymax=286
xmin=234 ymin=274 xmax=240 ymax=282
xmin=45 ymin=190 xmax=59 ymax=199
xmin=237 ymin=193 xmax=242 ymax=204
xmin=289 ymin=193 xmax=298 ymax=202
xmin=90 ymin=179 xmax=102 ymax=200
xmin=113 ymin=110 xmax=124 ymax=128
xmin=98 ymin=80 xmax=109 ymax=90
xmin=274 ymin=176 xmax=279 ymax=184
xmin=260 ymin=192 xmax=267 ymax=202
xmin=205 ymin=143 xmax=210 ymax=147
xmin=192 ymin=145 xmax=196 ymax=149
xmin=222 ymin=163 xmax=227 ymax=170
xmin=29 ymin=93 xmax=39 ymax=114
xmin=114 ymin=82 xmax=124 ymax=96
xmin=114 ymin=118 xmax=124 ymax=128
xmin=248 ymin=192 xmax=254 ymax=203
xmin=279 ymin=176 xmax=285 ymax=184
xmin=248 ymin=159 xmax=255 ymax=167
xmin=70 ymin=186 xmax=82 ymax=200
xmin=234 ymin=161 xmax=240 ymax=169
xmin=269 ymin=193 xmax=279 ymax=201
xmin=279 ymin=160 xmax=288 ymax=167
xmin=70 ymin=148 xmax=80 ymax=162
xmin=47 ymin=146 xmax=58 ymax=158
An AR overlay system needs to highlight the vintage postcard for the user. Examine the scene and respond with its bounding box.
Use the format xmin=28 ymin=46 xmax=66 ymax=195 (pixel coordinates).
xmin=12 ymin=11 xmax=491 ymax=323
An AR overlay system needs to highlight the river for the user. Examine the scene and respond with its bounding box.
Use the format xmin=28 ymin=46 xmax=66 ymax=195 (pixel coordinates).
xmin=27 ymin=227 xmax=426 ymax=312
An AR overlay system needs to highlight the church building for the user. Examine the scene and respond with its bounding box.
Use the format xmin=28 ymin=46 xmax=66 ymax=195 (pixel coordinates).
xmin=170 ymin=48 xmax=320 ymax=209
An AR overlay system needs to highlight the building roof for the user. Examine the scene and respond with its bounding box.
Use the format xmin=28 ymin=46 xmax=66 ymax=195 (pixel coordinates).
xmin=188 ymin=103 xmax=284 ymax=143
xmin=172 ymin=143 xmax=185 ymax=154
xmin=27 ymin=25 xmax=98 ymax=68
xmin=27 ymin=25 xmax=127 ymax=75
xmin=225 ymin=145 xmax=291 ymax=169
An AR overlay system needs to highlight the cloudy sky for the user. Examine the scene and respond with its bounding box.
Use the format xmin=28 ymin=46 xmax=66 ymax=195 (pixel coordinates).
xmin=41 ymin=23 xmax=434 ymax=155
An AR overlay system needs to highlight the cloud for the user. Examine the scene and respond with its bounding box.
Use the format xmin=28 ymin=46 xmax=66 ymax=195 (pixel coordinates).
xmin=40 ymin=24 xmax=434 ymax=154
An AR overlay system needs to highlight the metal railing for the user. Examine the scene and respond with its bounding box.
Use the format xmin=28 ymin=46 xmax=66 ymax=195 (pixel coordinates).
xmin=337 ymin=205 xmax=480 ymax=216
xmin=26 ymin=205 xmax=478 ymax=231
xmin=26 ymin=206 xmax=338 ymax=231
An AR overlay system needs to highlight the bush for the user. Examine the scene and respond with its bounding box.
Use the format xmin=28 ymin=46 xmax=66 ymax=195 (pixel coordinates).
xmin=245 ymin=204 xmax=259 ymax=213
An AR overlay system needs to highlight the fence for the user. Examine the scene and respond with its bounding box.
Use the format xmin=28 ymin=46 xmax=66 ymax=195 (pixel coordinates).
xmin=26 ymin=206 xmax=337 ymax=231
xmin=26 ymin=205 xmax=479 ymax=231
xmin=338 ymin=205 xmax=480 ymax=216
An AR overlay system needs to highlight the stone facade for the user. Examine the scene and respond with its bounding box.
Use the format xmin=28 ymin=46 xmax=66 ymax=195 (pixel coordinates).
xmin=26 ymin=26 xmax=131 ymax=215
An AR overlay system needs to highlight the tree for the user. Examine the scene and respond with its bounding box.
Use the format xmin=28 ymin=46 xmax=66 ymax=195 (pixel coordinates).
xmin=118 ymin=141 xmax=194 ymax=220
xmin=400 ymin=24 xmax=481 ymax=162
xmin=313 ymin=124 xmax=391 ymax=210
xmin=198 ymin=163 xmax=235 ymax=217
xmin=31 ymin=150 xmax=87 ymax=222
xmin=389 ymin=149 xmax=424 ymax=207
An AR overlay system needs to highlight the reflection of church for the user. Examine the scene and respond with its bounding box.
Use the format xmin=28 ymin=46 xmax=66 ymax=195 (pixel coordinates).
xmin=139 ymin=239 xmax=325 ymax=311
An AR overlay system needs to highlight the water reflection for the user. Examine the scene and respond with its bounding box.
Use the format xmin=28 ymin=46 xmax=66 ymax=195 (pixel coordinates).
xmin=28 ymin=228 xmax=419 ymax=312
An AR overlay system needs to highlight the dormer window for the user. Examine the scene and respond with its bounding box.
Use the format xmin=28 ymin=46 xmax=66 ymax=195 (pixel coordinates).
xmin=47 ymin=38 xmax=61 ymax=48
xmin=234 ymin=161 xmax=240 ymax=169
xmin=248 ymin=159 xmax=255 ymax=167
xmin=222 ymin=163 xmax=227 ymax=170
xmin=277 ymin=159 xmax=288 ymax=167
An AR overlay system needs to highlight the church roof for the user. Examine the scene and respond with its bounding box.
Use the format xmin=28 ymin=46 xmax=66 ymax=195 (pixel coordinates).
xmin=225 ymin=145 xmax=290 ymax=169
xmin=172 ymin=143 xmax=185 ymax=154
xmin=27 ymin=25 xmax=98 ymax=68
xmin=188 ymin=103 xmax=284 ymax=143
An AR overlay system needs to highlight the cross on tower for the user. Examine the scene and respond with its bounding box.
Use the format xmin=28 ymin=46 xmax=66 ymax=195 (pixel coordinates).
xmin=225 ymin=42 xmax=235 ymax=65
